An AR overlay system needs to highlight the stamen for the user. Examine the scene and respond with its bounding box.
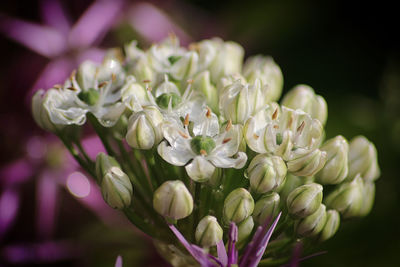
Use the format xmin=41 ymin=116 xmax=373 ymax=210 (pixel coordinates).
xmin=188 ymin=43 xmax=200 ymax=51
xmin=272 ymin=108 xmax=278 ymax=120
xmin=69 ymin=70 xmax=76 ymax=81
xmin=273 ymin=125 xmax=279 ymax=129
xmin=200 ymin=149 xmax=207 ymax=156
xmin=67 ymin=87 xmax=78 ymax=91
xmin=288 ymin=116 xmax=293 ymax=128
xmin=297 ymin=121 xmax=305 ymax=133
xmin=184 ymin=114 xmax=190 ymax=127
xmin=98 ymin=81 xmax=108 ymax=88
xmin=146 ymin=86 xmax=152 ymax=92
xmin=179 ymin=131 xmax=189 ymax=139
xmin=187 ymin=79 xmax=194 ymax=84
xmin=226 ymin=119 xmax=232 ymax=131
xmin=253 ymin=134 xmax=260 ymax=139
xmin=223 ymin=138 xmax=232 ymax=144
xmin=206 ymin=107 xmax=212 ymax=118
xmin=53 ymin=84 xmax=62 ymax=89
xmin=143 ymin=80 xmax=151 ymax=83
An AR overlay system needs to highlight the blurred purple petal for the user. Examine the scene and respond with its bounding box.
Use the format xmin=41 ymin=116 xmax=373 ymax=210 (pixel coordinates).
xmin=127 ymin=3 xmax=191 ymax=45
xmin=288 ymin=242 xmax=302 ymax=267
xmin=76 ymin=48 xmax=105 ymax=64
xmin=40 ymin=0 xmax=71 ymax=34
xmin=81 ymin=135 xmax=106 ymax=160
xmin=69 ymin=0 xmax=125 ymax=48
xmin=0 ymin=189 xmax=20 ymax=240
xmin=36 ymin=172 xmax=59 ymax=239
xmin=115 ymin=255 xmax=123 ymax=267
xmin=0 ymin=159 xmax=34 ymax=186
xmin=227 ymin=222 xmax=238 ymax=266
xmin=28 ymin=57 xmax=74 ymax=100
xmin=3 ymin=241 xmax=81 ymax=264
xmin=216 ymin=239 xmax=227 ymax=266
xmin=0 ymin=16 xmax=67 ymax=57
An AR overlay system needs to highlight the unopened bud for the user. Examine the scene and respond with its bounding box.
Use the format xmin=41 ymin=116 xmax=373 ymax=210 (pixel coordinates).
xmin=243 ymin=56 xmax=283 ymax=102
xmin=287 ymin=149 xmax=327 ymax=177
xmin=237 ymin=216 xmax=254 ymax=246
xmin=101 ymin=167 xmax=133 ymax=209
xmin=223 ymin=188 xmax=254 ymax=223
xmin=195 ymin=216 xmax=223 ymax=247
xmin=193 ymin=71 xmax=218 ymax=112
xmin=247 ymin=154 xmax=287 ymax=194
xmin=316 ymin=136 xmax=349 ymax=185
xmin=287 ymin=183 xmax=323 ymax=218
xmin=358 ymin=181 xmax=375 ymax=217
xmin=95 ymin=152 xmax=120 ymax=182
xmin=153 ymin=180 xmax=193 ymax=220
xmin=126 ymin=106 xmax=163 ymax=149
xmin=319 ymin=209 xmax=340 ymax=242
xmin=281 ymin=85 xmax=328 ymax=125
xmin=253 ymin=192 xmax=280 ymax=225
xmin=32 ymin=90 xmax=62 ymax=132
xmin=325 ymin=175 xmax=364 ymax=218
xmin=296 ymin=204 xmax=327 ymax=237
xmin=348 ymin=136 xmax=380 ymax=182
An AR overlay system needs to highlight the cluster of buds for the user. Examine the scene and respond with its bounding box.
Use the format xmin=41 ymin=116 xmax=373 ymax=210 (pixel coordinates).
xmin=32 ymin=35 xmax=380 ymax=267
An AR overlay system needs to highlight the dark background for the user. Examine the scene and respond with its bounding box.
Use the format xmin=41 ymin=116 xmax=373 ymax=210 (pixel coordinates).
xmin=1 ymin=0 xmax=399 ymax=266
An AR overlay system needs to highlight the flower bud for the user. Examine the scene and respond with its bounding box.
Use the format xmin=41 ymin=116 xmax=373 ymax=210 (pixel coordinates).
xmin=281 ymin=85 xmax=328 ymax=125
xmin=193 ymin=71 xmax=218 ymax=112
xmin=319 ymin=209 xmax=340 ymax=242
xmin=287 ymin=183 xmax=323 ymax=218
xmin=32 ymin=90 xmax=62 ymax=132
xmin=121 ymin=76 xmax=151 ymax=112
xmin=247 ymin=154 xmax=287 ymax=194
xmin=358 ymin=181 xmax=375 ymax=217
xmin=287 ymin=149 xmax=327 ymax=177
xmin=315 ymin=136 xmax=349 ymax=185
xmin=153 ymin=180 xmax=193 ymax=220
xmin=101 ymin=166 xmax=133 ymax=209
xmin=296 ymin=204 xmax=327 ymax=237
xmin=253 ymin=192 xmax=280 ymax=225
xmin=95 ymin=152 xmax=120 ymax=182
xmin=348 ymin=136 xmax=380 ymax=182
xmin=126 ymin=106 xmax=163 ymax=150
xmin=325 ymin=175 xmax=364 ymax=218
xmin=237 ymin=216 xmax=254 ymax=245
xmin=243 ymin=56 xmax=283 ymax=102
xmin=195 ymin=216 xmax=223 ymax=247
xmin=207 ymin=168 xmax=223 ymax=187
xmin=223 ymin=188 xmax=254 ymax=223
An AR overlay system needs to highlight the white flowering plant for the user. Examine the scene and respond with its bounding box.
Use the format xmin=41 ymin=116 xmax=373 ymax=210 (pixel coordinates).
xmin=32 ymin=35 xmax=380 ymax=267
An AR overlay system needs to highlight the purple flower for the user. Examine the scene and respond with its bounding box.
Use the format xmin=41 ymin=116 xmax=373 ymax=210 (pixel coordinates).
xmin=168 ymin=212 xmax=282 ymax=267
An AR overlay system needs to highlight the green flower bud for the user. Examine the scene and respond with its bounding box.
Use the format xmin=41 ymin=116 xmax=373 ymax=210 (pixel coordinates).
xmin=153 ymin=180 xmax=193 ymax=220
xmin=193 ymin=71 xmax=218 ymax=112
xmin=287 ymin=149 xmax=327 ymax=177
xmin=121 ymin=78 xmax=151 ymax=112
xmin=195 ymin=216 xmax=223 ymax=247
xmin=296 ymin=204 xmax=327 ymax=237
xmin=253 ymin=192 xmax=280 ymax=225
xmin=101 ymin=166 xmax=133 ymax=209
xmin=32 ymin=89 xmax=62 ymax=132
xmin=278 ymin=173 xmax=303 ymax=203
xmin=95 ymin=152 xmax=120 ymax=182
xmin=316 ymin=136 xmax=349 ymax=185
xmin=325 ymin=175 xmax=364 ymax=218
xmin=243 ymin=56 xmax=284 ymax=102
xmin=348 ymin=136 xmax=380 ymax=182
xmin=190 ymin=136 xmax=216 ymax=155
xmin=319 ymin=209 xmax=340 ymax=242
xmin=237 ymin=216 xmax=254 ymax=246
xmin=223 ymin=188 xmax=254 ymax=223
xmin=358 ymin=182 xmax=375 ymax=217
xmin=126 ymin=106 xmax=163 ymax=150
xmin=287 ymin=183 xmax=323 ymax=218
xmin=156 ymin=93 xmax=182 ymax=109
xmin=77 ymin=88 xmax=100 ymax=106
xmin=247 ymin=154 xmax=287 ymax=194
xmin=281 ymin=85 xmax=328 ymax=125
xmin=76 ymin=61 xmax=96 ymax=90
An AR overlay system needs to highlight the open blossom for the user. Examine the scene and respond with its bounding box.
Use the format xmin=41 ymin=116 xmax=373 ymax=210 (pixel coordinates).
xmin=245 ymin=103 xmax=326 ymax=176
xmin=158 ymin=108 xmax=247 ymax=182
xmin=43 ymin=53 xmax=126 ymax=127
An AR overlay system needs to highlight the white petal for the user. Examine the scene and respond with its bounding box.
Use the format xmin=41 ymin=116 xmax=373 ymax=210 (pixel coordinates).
xmin=94 ymin=102 xmax=126 ymax=127
xmin=208 ymin=152 xmax=247 ymax=169
xmin=185 ymin=156 xmax=215 ymax=182
xmin=157 ymin=141 xmax=193 ymax=166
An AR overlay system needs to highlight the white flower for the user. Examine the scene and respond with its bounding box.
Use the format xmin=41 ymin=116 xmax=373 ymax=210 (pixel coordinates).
xmin=244 ymin=103 xmax=326 ymax=176
xmin=157 ymin=108 xmax=247 ymax=182
xmin=32 ymin=89 xmax=64 ymax=132
xmin=243 ymin=55 xmax=284 ymax=102
xmin=44 ymin=57 xmax=126 ymax=127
